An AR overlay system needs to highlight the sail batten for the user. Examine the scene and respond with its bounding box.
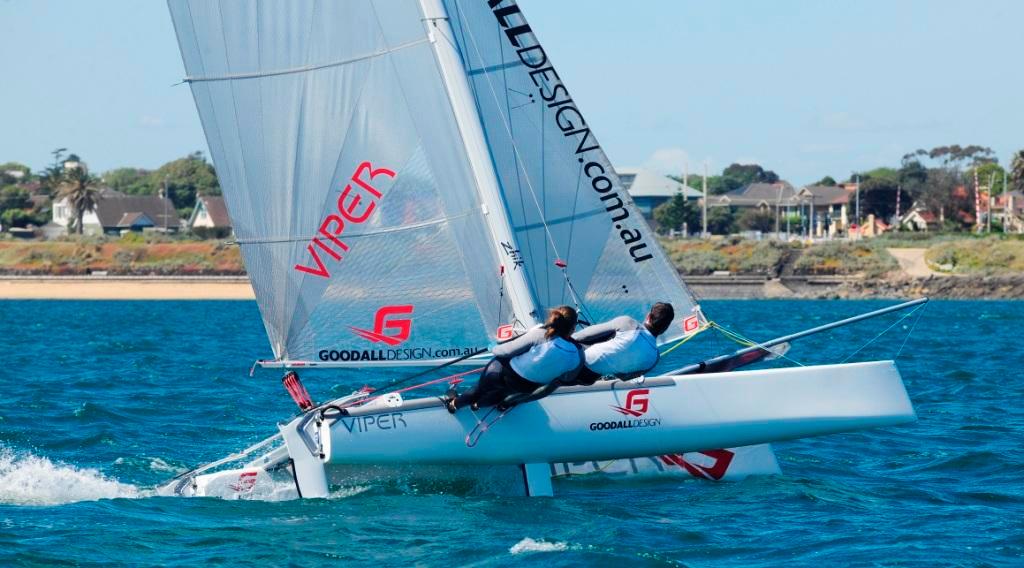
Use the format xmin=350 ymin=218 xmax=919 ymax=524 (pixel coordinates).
xmin=183 ymin=38 xmax=432 ymax=83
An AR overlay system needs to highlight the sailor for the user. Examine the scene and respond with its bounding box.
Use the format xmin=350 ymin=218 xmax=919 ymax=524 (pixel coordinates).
xmin=445 ymin=306 xmax=584 ymax=413
xmin=570 ymin=302 xmax=675 ymax=385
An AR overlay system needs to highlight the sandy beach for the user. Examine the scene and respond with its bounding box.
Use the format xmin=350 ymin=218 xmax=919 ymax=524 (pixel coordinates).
xmin=0 ymin=277 xmax=255 ymax=300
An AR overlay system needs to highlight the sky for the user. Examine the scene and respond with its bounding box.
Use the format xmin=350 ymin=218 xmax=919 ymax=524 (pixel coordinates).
xmin=1 ymin=0 xmax=1021 ymax=185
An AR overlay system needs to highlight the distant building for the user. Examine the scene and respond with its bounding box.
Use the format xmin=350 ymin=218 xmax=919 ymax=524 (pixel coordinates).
xmin=708 ymin=181 xmax=855 ymax=237
xmin=619 ymin=168 xmax=702 ymax=218
xmin=52 ymin=188 xmax=180 ymax=235
xmin=796 ymin=185 xmax=852 ymax=236
xmin=707 ymin=181 xmax=797 ymax=210
xmin=855 ymin=214 xmax=889 ymax=238
xmin=900 ymin=208 xmax=939 ymax=231
xmin=188 ymin=195 xmax=232 ymax=238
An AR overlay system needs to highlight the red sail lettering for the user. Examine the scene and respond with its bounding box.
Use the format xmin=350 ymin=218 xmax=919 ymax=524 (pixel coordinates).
xmin=293 ymin=161 xmax=393 ymax=279
xmin=294 ymin=244 xmax=330 ymax=277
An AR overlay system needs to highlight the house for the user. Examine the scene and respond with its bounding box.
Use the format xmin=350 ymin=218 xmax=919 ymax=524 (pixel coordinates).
xmin=856 ymin=214 xmax=889 ymax=238
xmin=52 ymin=188 xmax=180 ymax=235
xmin=795 ymin=185 xmax=852 ymax=236
xmin=618 ymin=168 xmax=702 ymax=218
xmin=707 ymin=181 xmax=797 ymax=210
xmin=900 ymin=208 xmax=939 ymax=231
xmin=188 ymin=195 xmax=232 ymax=238
xmin=706 ymin=181 xmax=855 ymax=237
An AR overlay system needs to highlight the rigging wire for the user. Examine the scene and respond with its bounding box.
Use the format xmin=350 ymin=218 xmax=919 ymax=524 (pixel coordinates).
xmin=841 ymin=302 xmax=928 ymax=363
xmin=451 ymin=5 xmax=595 ymax=316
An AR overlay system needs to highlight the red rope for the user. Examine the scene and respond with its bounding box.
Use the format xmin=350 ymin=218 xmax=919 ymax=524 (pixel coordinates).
xmin=343 ymin=366 xmax=485 ymax=409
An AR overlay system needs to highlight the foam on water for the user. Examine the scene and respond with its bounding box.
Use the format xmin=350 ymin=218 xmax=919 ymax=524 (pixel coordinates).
xmin=0 ymin=445 xmax=143 ymax=506
xmin=509 ymin=538 xmax=570 ymax=554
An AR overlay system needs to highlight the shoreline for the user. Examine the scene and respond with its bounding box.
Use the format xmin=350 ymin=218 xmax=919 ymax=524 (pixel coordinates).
xmin=0 ymin=274 xmax=1021 ymax=300
xmin=0 ymin=276 xmax=254 ymax=300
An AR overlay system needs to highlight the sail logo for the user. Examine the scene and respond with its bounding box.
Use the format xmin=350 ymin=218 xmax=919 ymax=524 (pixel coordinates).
xmin=659 ymin=450 xmax=735 ymax=481
xmin=590 ymin=388 xmax=660 ymax=431
xmin=350 ymin=305 xmax=414 ymax=346
xmin=496 ymin=324 xmax=515 ymax=341
xmin=486 ymin=0 xmax=654 ymax=264
xmin=229 ymin=471 xmax=258 ymax=493
xmin=682 ymin=315 xmax=701 ymax=335
xmin=294 ymin=161 xmax=395 ymax=278
xmin=611 ymin=389 xmax=650 ymax=417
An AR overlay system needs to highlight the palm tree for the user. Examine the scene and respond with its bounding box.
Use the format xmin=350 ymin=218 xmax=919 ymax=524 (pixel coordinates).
xmin=1011 ymin=150 xmax=1024 ymax=193
xmin=58 ymin=166 xmax=101 ymax=235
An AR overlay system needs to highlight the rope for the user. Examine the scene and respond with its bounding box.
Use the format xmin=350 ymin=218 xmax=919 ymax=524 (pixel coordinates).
xmin=841 ymin=303 xmax=927 ymax=363
xmin=710 ymin=322 xmax=806 ymax=367
xmin=659 ymin=324 xmax=711 ymax=357
xmin=465 ymin=406 xmax=512 ymax=448
xmin=894 ymin=302 xmax=927 ymax=360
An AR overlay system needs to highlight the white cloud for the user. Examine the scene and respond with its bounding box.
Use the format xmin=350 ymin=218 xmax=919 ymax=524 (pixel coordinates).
xmin=641 ymin=147 xmax=692 ymax=176
xmin=140 ymin=115 xmax=165 ymax=128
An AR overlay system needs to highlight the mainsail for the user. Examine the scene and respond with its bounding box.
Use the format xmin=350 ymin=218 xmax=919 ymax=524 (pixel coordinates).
xmin=168 ymin=0 xmax=702 ymax=366
xmin=168 ymin=0 xmax=539 ymax=364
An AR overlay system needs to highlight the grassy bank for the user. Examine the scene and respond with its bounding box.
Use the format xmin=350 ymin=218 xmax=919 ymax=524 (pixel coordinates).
xmin=1 ymin=234 xmax=1021 ymax=279
xmin=660 ymin=238 xmax=786 ymax=276
xmin=926 ymin=237 xmax=1024 ymax=275
xmin=0 ymin=238 xmax=243 ymax=275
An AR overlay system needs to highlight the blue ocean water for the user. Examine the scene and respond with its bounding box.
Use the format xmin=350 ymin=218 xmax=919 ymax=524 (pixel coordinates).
xmin=0 ymin=299 xmax=1021 ymax=566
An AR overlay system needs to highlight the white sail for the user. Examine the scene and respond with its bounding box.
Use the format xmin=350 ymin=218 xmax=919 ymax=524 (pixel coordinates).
xmin=168 ymin=0 xmax=539 ymax=363
xmin=442 ymin=0 xmax=704 ymax=339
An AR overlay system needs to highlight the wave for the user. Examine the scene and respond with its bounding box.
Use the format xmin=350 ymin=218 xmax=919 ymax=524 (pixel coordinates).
xmin=0 ymin=445 xmax=143 ymax=506
xmin=509 ymin=538 xmax=570 ymax=554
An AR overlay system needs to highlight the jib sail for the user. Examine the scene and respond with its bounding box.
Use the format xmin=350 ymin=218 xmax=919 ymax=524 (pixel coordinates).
xmin=442 ymin=0 xmax=704 ymax=341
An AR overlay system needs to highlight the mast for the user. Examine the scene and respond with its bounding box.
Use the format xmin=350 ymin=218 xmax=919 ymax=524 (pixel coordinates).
xmin=419 ymin=0 xmax=541 ymax=327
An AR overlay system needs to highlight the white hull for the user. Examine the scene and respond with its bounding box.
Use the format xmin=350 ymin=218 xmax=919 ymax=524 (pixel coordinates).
xmin=320 ymin=360 xmax=914 ymax=465
xmin=161 ymin=443 xmax=780 ymax=500
xmin=161 ymin=360 xmax=911 ymax=498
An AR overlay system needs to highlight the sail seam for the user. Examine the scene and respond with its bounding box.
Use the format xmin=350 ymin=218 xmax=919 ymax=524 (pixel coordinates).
xmin=182 ymin=37 xmax=431 ymax=82
xmin=232 ymin=210 xmax=476 ymax=244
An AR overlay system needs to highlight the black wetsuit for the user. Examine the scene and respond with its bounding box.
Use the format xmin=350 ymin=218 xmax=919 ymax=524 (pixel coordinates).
xmin=452 ymin=358 xmax=541 ymax=410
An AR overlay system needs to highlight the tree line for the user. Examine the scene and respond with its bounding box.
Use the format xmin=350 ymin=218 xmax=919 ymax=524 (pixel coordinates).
xmin=653 ymin=144 xmax=1024 ymax=235
xmin=0 ymin=150 xmax=219 ymax=232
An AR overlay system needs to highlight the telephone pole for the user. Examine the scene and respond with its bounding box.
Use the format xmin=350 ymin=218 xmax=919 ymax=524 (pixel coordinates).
xmin=974 ymin=168 xmax=981 ymax=233
xmin=895 ymin=183 xmax=901 ymax=231
xmin=702 ymin=161 xmax=708 ymax=237
xmin=1004 ymin=169 xmax=1010 ymax=233
xmin=855 ymin=174 xmax=861 ymax=227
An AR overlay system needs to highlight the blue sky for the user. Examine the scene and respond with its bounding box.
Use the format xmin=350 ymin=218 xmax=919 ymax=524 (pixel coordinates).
xmin=1 ymin=1 xmax=1020 ymax=185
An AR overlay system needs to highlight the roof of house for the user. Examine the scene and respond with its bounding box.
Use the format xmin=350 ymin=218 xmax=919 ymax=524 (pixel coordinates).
xmin=93 ymin=195 xmax=178 ymax=229
xmin=617 ymin=168 xmax=702 ymax=199
xmin=908 ymin=210 xmax=937 ymax=223
xmin=196 ymin=195 xmax=231 ymax=227
xmin=799 ymin=185 xmax=851 ymax=206
xmin=710 ymin=181 xmax=796 ymax=206
xmin=116 ymin=212 xmax=154 ymax=228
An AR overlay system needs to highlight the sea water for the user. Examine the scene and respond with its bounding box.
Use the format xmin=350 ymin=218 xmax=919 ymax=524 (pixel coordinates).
xmin=0 ymin=300 xmax=1021 ymax=566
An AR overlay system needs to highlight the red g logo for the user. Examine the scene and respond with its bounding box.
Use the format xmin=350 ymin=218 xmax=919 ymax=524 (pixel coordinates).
xmin=682 ymin=314 xmax=700 ymax=335
xmin=496 ymin=324 xmax=515 ymax=341
xmin=350 ymin=305 xmax=414 ymax=346
xmin=611 ymin=389 xmax=650 ymax=417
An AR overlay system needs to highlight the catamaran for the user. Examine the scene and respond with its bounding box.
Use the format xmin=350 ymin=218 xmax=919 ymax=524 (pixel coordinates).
xmin=160 ymin=0 xmax=919 ymax=498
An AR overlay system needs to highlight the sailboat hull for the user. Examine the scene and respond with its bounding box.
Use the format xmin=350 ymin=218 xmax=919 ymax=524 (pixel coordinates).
xmin=320 ymin=360 xmax=915 ymax=466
